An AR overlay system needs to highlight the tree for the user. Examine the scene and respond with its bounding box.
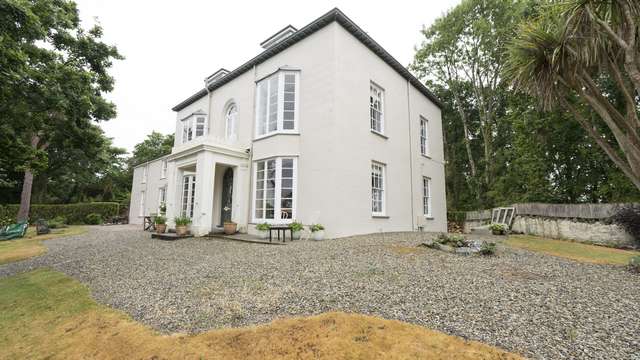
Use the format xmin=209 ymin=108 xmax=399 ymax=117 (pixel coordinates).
xmin=129 ymin=132 xmax=174 ymax=166
xmin=0 ymin=0 xmax=122 ymax=221
xmin=413 ymin=0 xmax=528 ymax=202
xmin=505 ymin=0 xmax=640 ymax=190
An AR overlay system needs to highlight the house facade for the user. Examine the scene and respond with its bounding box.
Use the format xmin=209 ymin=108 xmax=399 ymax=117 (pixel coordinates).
xmin=129 ymin=8 xmax=446 ymax=238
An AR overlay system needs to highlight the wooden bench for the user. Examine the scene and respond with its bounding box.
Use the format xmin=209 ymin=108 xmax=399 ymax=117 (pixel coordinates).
xmin=269 ymin=225 xmax=293 ymax=243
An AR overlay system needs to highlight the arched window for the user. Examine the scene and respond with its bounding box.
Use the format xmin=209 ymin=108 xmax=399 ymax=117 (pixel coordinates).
xmin=225 ymin=104 xmax=238 ymax=141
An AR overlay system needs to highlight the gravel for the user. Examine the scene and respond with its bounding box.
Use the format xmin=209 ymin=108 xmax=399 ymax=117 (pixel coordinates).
xmin=1 ymin=225 xmax=639 ymax=359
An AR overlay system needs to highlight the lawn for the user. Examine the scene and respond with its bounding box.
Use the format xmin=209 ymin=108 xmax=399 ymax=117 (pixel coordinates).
xmin=0 ymin=269 xmax=522 ymax=360
xmin=0 ymin=226 xmax=85 ymax=264
xmin=505 ymin=235 xmax=640 ymax=265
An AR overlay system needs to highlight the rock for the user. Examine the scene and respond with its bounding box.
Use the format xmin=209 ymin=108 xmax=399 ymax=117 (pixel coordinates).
xmin=455 ymin=247 xmax=478 ymax=255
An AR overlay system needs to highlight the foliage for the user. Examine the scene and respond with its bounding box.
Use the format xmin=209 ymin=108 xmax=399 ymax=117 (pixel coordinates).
xmin=154 ymin=216 xmax=167 ymax=225
xmin=174 ymin=216 xmax=192 ymax=226
xmin=0 ymin=214 xmax=13 ymax=227
xmin=129 ymin=132 xmax=174 ymax=167
xmin=289 ymin=221 xmax=304 ymax=232
xmin=310 ymin=224 xmax=324 ymax=232
xmin=489 ymin=223 xmax=507 ymax=235
xmin=610 ymin=205 xmax=640 ymax=246
xmin=447 ymin=212 xmax=467 ymax=224
xmin=504 ymin=0 xmax=640 ymax=191
xmin=479 ymin=242 xmax=497 ymax=256
xmin=434 ymin=233 xmax=468 ymax=248
xmin=0 ymin=203 xmax=118 ymax=224
xmin=48 ymin=216 xmax=68 ymax=229
xmin=629 ymin=256 xmax=640 ymax=273
xmin=256 ymin=223 xmax=270 ymax=231
xmin=84 ymin=213 xmax=103 ymax=225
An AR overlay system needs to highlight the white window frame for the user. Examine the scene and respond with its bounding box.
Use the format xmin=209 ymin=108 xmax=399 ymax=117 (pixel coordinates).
xmin=371 ymin=161 xmax=386 ymax=216
xmin=158 ymin=186 xmax=166 ymax=214
xmin=420 ymin=116 xmax=429 ymax=156
xmin=181 ymin=174 xmax=196 ymax=219
xmin=370 ymin=82 xmax=385 ymax=134
xmin=252 ymin=157 xmax=297 ymax=224
xmin=423 ymin=177 xmax=432 ymax=217
xmin=225 ymin=104 xmax=238 ymax=141
xmin=160 ymin=159 xmax=167 ymax=179
xmin=141 ymin=166 xmax=147 ymax=183
xmin=139 ymin=191 xmax=145 ymax=217
xmin=181 ymin=114 xmax=208 ymax=144
xmin=255 ymin=71 xmax=299 ymax=138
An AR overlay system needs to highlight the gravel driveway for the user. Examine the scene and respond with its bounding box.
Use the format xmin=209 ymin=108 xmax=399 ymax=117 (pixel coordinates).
xmin=1 ymin=225 xmax=638 ymax=359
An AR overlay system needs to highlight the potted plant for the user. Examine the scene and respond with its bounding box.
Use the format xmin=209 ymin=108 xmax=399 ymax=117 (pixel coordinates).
xmin=174 ymin=216 xmax=192 ymax=236
xmin=489 ymin=223 xmax=506 ymax=235
xmin=310 ymin=224 xmax=325 ymax=241
xmin=289 ymin=221 xmax=304 ymax=240
xmin=223 ymin=221 xmax=237 ymax=235
xmin=256 ymin=222 xmax=270 ymax=239
xmin=154 ymin=215 xmax=167 ymax=234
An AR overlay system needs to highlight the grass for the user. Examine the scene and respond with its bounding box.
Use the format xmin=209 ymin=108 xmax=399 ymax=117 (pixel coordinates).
xmin=0 ymin=226 xmax=85 ymax=265
xmin=0 ymin=269 xmax=523 ymax=360
xmin=505 ymin=235 xmax=640 ymax=265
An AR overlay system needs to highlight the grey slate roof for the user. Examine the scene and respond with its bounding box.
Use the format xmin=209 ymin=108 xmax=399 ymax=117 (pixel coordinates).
xmin=172 ymin=8 xmax=441 ymax=112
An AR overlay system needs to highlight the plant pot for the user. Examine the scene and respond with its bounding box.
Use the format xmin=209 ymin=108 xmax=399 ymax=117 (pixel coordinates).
xmin=491 ymin=229 xmax=504 ymax=236
xmin=312 ymin=230 xmax=325 ymax=241
xmin=292 ymin=231 xmax=301 ymax=240
xmin=258 ymin=230 xmax=268 ymax=239
xmin=175 ymin=225 xmax=188 ymax=236
xmin=156 ymin=224 xmax=167 ymax=234
xmin=223 ymin=222 xmax=237 ymax=235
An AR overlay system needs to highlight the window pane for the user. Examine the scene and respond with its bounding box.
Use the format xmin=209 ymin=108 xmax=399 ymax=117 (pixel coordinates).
xmin=283 ymin=111 xmax=294 ymax=120
xmin=268 ymin=76 xmax=278 ymax=132
xmin=282 ymin=179 xmax=292 ymax=188
xmin=281 ymin=189 xmax=293 ymax=198
xmin=282 ymin=158 xmax=293 ymax=168
xmin=258 ymin=82 xmax=268 ymax=135
xmin=282 ymin=169 xmax=293 ymax=178
xmin=281 ymin=199 xmax=292 ymax=208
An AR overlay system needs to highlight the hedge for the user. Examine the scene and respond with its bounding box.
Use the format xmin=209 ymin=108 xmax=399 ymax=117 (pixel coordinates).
xmin=0 ymin=202 xmax=120 ymax=224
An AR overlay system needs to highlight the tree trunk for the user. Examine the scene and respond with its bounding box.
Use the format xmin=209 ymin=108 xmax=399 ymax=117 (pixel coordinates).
xmin=16 ymin=134 xmax=42 ymax=222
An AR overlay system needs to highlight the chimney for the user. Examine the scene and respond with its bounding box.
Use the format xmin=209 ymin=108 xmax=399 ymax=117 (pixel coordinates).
xmin=260 ymin=25 xmax=297 ymax=49
xmin=204 ymin=68 xmax=230 ymax=87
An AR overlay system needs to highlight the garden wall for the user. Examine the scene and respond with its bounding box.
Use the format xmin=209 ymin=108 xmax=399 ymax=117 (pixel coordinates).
xmin=459 ymin=203 xmax=635 ymax=248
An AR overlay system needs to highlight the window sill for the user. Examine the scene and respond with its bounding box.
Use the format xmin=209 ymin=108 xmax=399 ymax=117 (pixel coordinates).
xmin=372 ymin=215 xmax=389 ymax=219
xmin=254 ymin=131 xmax=300 ymax=141
xmin=370 ymin=130 xmax=388 ymax=139
xmin=420 ymin=154 xmax=431 ymax=159
xmin=423 ymin=216 xmax=434 ymax=220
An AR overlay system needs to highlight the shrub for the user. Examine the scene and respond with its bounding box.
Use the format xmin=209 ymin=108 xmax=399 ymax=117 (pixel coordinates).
xmin=310 ymin=224 xmax=324 ymax=232
xmin=479 ymin=242 xmax=497 ymax=256
xmin=0 ymin=214 xmax=13 ymax=227
xmin=256 ymin=222 xmax=270 ymax=231
xmin=628 ymin=256 xmax=640 ymax=273
xmin=0 ymin=202 xmax=119 ymax=225
xmin=289 ymin=221 xmax=304 ymax=232
xmin=154 ymin=215 xmax=167 ymax=225
xmin=174 ymin=216 xmax=192 ymax=226
xmin=85 ymin=213 xmax=103 ymax=225
xmin=488 ymin=223 xmax=507 ymax=235
xmin=611 ymin=204 xmax=640 ymax=246
xmin=447 ymin=211 xmax=467 ymax=223
xmin=434 ymin=233 xmax=467 ymax=247
xmin=48 ymin=216 xmax=68 ymax=229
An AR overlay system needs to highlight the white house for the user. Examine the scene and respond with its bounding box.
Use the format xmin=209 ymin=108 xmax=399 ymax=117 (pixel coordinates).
xmin=129 ymin=8 xmax=446 ymax=238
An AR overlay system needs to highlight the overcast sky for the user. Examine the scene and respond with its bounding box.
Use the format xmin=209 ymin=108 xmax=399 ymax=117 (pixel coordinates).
xmin=74 ymin=0 xmax=461 ymax=153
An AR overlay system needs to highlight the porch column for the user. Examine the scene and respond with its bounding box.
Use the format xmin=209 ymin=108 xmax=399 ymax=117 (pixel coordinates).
xmin=164 ymin=161 xmax=178 ymax=228
xmin=194 ymin=152 xmax=215 ymax=236
xmin=233 ymin=163 xmax=250 ymax=231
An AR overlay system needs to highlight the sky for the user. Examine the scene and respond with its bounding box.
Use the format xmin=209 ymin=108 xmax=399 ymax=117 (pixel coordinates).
xmin=73 ymin=0 xmax=461 ymax=153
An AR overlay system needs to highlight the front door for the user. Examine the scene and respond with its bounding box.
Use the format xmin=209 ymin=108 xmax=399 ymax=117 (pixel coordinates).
xmin=220 ymin=168 xmax=233 ymax=224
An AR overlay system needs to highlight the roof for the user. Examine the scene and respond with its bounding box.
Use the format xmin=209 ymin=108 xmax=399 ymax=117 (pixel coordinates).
xmin=172 ymin=8 xmax=441 ymax=112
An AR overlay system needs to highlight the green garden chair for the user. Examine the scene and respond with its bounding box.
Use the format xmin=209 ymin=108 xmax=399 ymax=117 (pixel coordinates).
xmin=0 ymin=221 xmax=28 ymax=241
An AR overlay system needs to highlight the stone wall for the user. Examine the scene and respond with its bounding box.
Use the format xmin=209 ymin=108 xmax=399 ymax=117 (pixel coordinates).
xmin=511 ymin=216 xmax=634 ymax=248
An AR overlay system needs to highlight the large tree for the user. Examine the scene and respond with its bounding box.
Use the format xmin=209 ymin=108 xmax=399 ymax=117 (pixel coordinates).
xmin=0 ymin=0 xmax=122 ymax=221
xmin=129 ymin=132 xmax=174 ymax=167
xmin=505 ymin=0 xmax=640 ymax=190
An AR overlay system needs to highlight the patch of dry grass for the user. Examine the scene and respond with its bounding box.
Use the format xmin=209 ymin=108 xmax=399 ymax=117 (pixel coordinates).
xmin=0 ymin=269 xmax=523 ymax=360
xmin=0 ymin=226 xmax=85 ymax=264
xmin=506 ymin=235 xmax=640 ymax=265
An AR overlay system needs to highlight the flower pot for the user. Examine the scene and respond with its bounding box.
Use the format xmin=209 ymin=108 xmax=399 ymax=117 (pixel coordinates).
xmin=292 ymin=231 xmax=301 ymax=240
xmin=312 ymin=230 xmax=325 ymax=241
xmin=491 ymin=229 xmax=504 ymax=236
xmin=258 ymin=230 xmax=268 ymax=239
xmin=175 ymin=225 xmax=189 ymax=236
xmin=156 ymin=224 xmax=167 ymax=234
xmin=223 ymin=222 xmax=237 ymax=235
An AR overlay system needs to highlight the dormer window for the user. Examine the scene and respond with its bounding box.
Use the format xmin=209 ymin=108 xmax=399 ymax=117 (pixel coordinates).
xmin=181 ymin=110 xmax=208 ymax=144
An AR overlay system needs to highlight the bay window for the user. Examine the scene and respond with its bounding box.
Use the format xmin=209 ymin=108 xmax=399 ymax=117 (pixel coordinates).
xmin=182 ymin=114 xmax=207 ymax=144
xmin=255 ymin=71 xmax=299 ymax=137
xmin=253 ymin=157 xmax=297 ymax=222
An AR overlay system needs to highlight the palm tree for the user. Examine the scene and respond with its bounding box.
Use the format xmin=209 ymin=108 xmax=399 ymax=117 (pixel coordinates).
xmin=504 ymin=0 xmax=640 ymax=191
